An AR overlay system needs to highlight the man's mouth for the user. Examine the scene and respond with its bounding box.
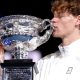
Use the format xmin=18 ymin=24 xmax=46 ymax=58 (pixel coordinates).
xmin=53 ymin=26 xmax=58 ymax=29
xmin=53 ymin=26 xmax=59 ymax=33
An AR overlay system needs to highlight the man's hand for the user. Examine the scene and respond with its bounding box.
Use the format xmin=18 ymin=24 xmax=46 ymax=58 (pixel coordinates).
xmin=0 ymin=45 xmax=4 ymax=63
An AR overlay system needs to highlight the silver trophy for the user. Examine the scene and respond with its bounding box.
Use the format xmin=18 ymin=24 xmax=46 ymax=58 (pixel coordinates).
xmin=0 ymin=15 xmax=53 ymax=80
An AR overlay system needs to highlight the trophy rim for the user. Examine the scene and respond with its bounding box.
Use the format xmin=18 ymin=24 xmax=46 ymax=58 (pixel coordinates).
xmin=0 ymin=15 xmax=43 ymax=23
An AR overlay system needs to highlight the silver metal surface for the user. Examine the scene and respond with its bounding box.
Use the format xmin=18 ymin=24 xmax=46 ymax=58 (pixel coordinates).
xmin=0 ymin=15 xmax=53 ymax=59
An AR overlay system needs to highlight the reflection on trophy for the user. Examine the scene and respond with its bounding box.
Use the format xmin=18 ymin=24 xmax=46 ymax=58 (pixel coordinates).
xmin=0 ymin=15 xmax=53 ymax=80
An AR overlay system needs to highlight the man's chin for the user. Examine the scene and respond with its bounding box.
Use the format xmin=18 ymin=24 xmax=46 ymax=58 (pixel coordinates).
xmin=52 ymin=34 xmax=61 ymax=38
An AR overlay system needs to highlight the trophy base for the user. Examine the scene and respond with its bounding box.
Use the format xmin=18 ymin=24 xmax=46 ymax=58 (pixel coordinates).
xmin=1 ymin=59 xmax=35 ymax=80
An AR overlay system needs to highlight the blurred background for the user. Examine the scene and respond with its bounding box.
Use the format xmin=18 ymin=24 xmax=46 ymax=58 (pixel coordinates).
xmin=0 ymin=0 xmax=62 ymax=62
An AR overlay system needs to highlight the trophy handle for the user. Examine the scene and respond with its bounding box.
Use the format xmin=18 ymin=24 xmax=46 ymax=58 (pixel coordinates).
xmin=38 ymin=19 xmax=53 ymax=46
xmin=41 ymin=19 xmax=51 ymax=29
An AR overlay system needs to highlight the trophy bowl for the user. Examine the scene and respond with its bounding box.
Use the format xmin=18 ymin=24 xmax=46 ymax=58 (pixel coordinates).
xmin=0 ymin=15 xmax=53 ymax=59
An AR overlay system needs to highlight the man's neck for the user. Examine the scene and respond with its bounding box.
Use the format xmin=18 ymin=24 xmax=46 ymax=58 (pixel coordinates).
xmin=62 ymin=35 xmax=80 ymax=46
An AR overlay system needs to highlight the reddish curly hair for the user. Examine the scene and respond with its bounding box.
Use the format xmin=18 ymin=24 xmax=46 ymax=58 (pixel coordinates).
xmin=51 ymin=0 xmax=80 ymax=16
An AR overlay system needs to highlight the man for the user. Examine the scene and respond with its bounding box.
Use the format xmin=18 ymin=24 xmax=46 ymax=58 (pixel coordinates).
xmin=34 ymin=0 xmax=80 ymax=80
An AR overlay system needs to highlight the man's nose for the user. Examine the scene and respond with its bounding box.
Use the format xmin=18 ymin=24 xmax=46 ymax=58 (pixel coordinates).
xmin=51 ymin=17 xmax=57 ymax=23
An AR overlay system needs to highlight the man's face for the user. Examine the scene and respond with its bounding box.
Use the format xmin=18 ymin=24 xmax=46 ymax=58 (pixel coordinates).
xmin=51 ymin=12 xmax=79 ymax=39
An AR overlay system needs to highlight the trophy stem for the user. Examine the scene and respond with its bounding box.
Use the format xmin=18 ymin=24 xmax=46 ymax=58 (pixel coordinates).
xmin=13 ymin=42 xmax=29 ymax=59
xmin=14 ymin=48 xmax=29 ymax=59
